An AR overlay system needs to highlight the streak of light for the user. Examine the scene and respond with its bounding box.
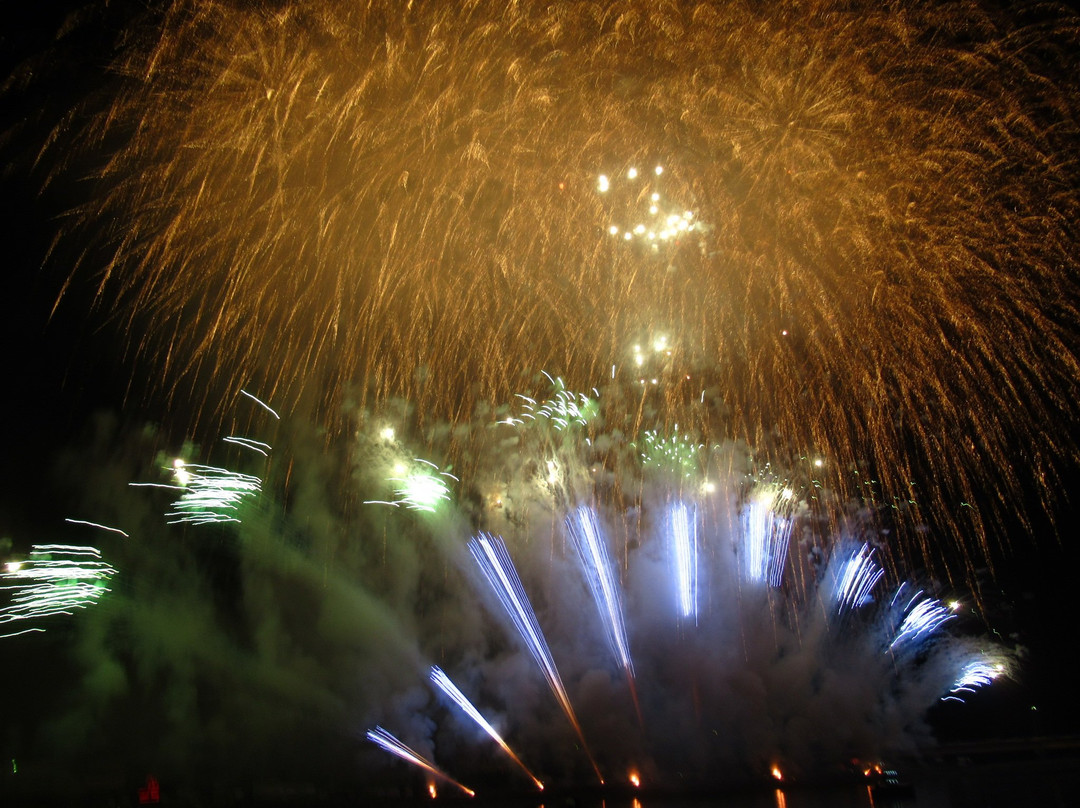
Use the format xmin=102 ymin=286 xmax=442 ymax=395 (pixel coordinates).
xmin=429 ymin=666 xmax=544 ymax=791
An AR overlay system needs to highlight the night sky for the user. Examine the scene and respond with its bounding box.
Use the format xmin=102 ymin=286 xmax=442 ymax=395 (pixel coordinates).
xmin=3 ymin=2 xmax=1080 ymax=804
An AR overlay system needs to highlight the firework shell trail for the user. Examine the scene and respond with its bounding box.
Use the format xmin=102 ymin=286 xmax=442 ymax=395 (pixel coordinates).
xmin=365 ymin=725 xmax=475 ymax=798
xmin=468 ymin=531 xmax=604 ymax=783
xmin=24 ymin=2 xmax=1080 ymax=576
xmin=429 ymin=665 xmax=544 ymax=791
xmin=564 ymin=504 xmax=643 ymax=726
xmin=665 ymin=500 xmax=699 ymax=623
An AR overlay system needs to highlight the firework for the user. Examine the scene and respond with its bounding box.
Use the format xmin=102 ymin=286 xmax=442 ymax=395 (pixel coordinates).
xmin=365 ymin=726 xmax=475 ymax=798
xmin=365 ymin=458 xmax=457 ymax=513
xmin=222 ymin=436 xmax=272 ymax=457
xmin=665 ymin=500 xmax=699 ymax=622
xmin=131 ymin=459 xmax=262 ymax=526
xmin=565 ymin=506 xmax=634 ymax=677
xmin=1 ymin=544 xmax=115 ymax=638
xmin=739 ymin=487 xmax=794 ymax=588
xmin=887 ymin=585 xmax=956 ymax=653
xmin=639 ymin=427 xmax=704 ymax=478
xmin=63 ymin=518 xmax=129 ymax=538
xmin=942 ymin=657 xmax=1010 ymax=704
xmin=564 ymin=505 xmax=641 ymax=725
xmin=830 ymin=544 xmax=886 ymax=615
xmin=499 ymin=372 xmax=598 ymax=433
xmin=239 ymin=389 xmax=280 ymax=420
xmin=600 ymin=164 xmax=705 ymax=254
xmin=31 ymin=0 xmax=1080 ymax=576
xmin=29 ymin=397 xmax=1016 ymax=791
xmin=468 ymin=532 xmax=603 ymax=783
xmin=429 ymin=666 xmax=544 ymax=791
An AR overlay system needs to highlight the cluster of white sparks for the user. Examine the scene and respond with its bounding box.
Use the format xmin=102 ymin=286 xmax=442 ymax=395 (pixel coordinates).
xmin=888 ymin=585 xmax=957 ymax=652
xmin=598 ymin=166 xmax=702 ymax=251
xmin=639 ymin=427 xmax=704 ymax=476
xmin=740 ymin=487 xmax=795 ymax=588
xmin=1 ymin=545 xmax=115 ymax=638
xmin=147 ymin=460 xmax=262 ymax=525
xmin=501 ymin=374 xmax=598 ymax=431
xmin=943 ymin=659 xmax=1009 ymax=703
xmin=365 ymin=458 xmax=458 ymax=513
xmin=831 ymin=543 xmax=887 ymax=615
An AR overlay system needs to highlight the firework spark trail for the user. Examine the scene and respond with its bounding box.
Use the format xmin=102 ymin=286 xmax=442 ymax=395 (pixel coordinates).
xmin=640 ymin=428 xmax=704 ymax=477
xmin=365 ymin=726 xmax=475 ymax=798
xmin=429 ymin=666 xmax=544 ymax=791
xmin=739 ymin=489 xmax=793 ymax=588
xmin=502 ymin=374 xmax=599 ymax=431
xmin=565 ymin=506 xmax=634 ymax=676
xmin=831 ymin=544 xmax=885 ymax=615
xmin=130 ymin=459 xmax=262 ymax=526
xmin=942 ymin=657 xmax=1008 ymax=703
xmin=1 ymin=545 xmax=115 ymax=638
xmin=888 ymin=585 xmax=955 ymax=652
xmin=565 ymin=505 xmax=642 ymax=727
xmin=63 ymin=518 xmax=129 ymax=538
xmin=468 ymin=532 xmax=604 ymax=784
xmin=222 ymin=436 xmax=272 ymax=457
xmin=365 ymin=458 xmax=457 ymax=512
xmin=239 ymin=389 xmax=280 ymax=420
xmin=666 ymin=501 xmax=699 ymax=622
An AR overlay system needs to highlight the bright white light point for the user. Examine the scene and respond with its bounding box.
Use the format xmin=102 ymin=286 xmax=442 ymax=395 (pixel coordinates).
xmin=624 ymin=232 xmax=633 ymax=241
xmin=702 ymin=481 xmax=716 ymax=493
xmin=782 ymin=329 xmax=789 ymax=336
xmin=653 ymin=336 xmax=668 ymax=351
xmin=651 ymin=378 xmax=658 ymax=385
xmin=173 ymin=459 xmax=191 ymax=486
xmin=781 ymin=487 xmax=794 ymax=500
xmin=814 ymin=458 xmax=824 ymax=468
xmin=655 ymin=165 xmax=663 ymax=175
xmin=628 ymin=167 xmax=638 ymax=179
xmin=5 ymin=562 xmax=22 ymax=573
xmin=648 ymin=232 xmax=656 ymax=240
xmin=651 ymin=192 xmax=660 ymax=200
xmin=598 ymin=175 xmax=609 ymax=192
xmin=950 ymin=600 xmax=962 ymax=611
xmin=634 ymin=224 xmax=645 ymax=234
xmin=649 ymin=205 xmax=658 ymax=214
xmin=393 ymin=463 xmax=407 ymax=475
xmin=635 ymin=355 xmax=644 ymax=366
xmin=609 ymin=225 xmax=619 ymax=235
xmin=546 ymin=460 xmax=560 ymax=485
xmin=380 ymin=427 xmax=395 ymax=441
